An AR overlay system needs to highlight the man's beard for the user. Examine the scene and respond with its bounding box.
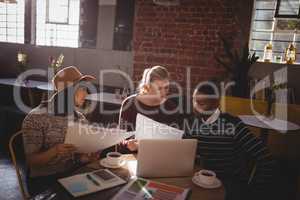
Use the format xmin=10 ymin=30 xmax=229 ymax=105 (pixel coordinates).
xmin=198 ymin=112 xmax=211 ymax=120
xmin=196 ymin=109 xmax=216 ymax=120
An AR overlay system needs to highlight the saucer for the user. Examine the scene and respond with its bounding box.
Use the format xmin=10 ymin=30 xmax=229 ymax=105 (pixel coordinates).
xmin=100 ymin=158 xmax=126 ymax=169
xmin=192 ymin=176 xmax=222 ymax=189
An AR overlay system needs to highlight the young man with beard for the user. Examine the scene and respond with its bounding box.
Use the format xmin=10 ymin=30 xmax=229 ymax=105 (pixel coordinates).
xmin=183 ymin=84 xmax=276 ymax=200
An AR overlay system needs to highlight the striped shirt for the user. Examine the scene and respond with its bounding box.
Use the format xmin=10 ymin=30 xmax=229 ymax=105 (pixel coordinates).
xmin=183 ymin=112 xmax=275 ymax=188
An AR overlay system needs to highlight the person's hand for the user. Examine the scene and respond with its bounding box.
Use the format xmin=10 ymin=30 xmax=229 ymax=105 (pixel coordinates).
xmin=53 ymin=144 xmax=77 ymax=157
xmin=121 ymin=139 xmax=128 ymax=146
xmin=127 ymin=139 xmax=138 ymax=151
xmin=79 ymin=151 xmax=101 ymax=164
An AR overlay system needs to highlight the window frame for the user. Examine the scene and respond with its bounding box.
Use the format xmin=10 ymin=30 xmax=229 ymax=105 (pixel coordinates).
xmin=275 ymin=0 xmax=300 ymax=18
xmin=0 ymin=0 xmax=135 ymax=51
xmin=0 ymin=0 xmax=80 ymax=48
xmin=45 ymin=0 xmax=70 ymax=25
xmin=249 ymin=0 xmax=300 ymax=62
xmin=35 ymin=0 xmax=81 ymax=48
xmin=0 ymin=0 xmax=26 ymax=44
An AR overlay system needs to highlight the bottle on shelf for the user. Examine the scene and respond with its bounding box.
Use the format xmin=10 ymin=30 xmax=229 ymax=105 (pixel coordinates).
xmin=284 ymin=43 xmax=296 ymax=64
xmin=263 ymin=43 xmax=273 ymax=63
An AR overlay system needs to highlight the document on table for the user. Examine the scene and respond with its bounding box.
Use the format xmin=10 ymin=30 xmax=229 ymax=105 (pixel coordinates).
xmin=59 ymin=169 xmax=126 ymax=197
xmin=135 ymin=113 xmax=184 ymax=140
xmin=65 ymin=122 xmax=134 ymax=153
xmin=112 ymin=178 xmax=191 ymax=200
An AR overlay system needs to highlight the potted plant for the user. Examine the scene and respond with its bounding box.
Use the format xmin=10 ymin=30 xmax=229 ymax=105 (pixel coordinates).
xmin=215 ymin=35 xmax=259 ymax=98
xmin=49 ymin=53 xmax=64 ymax=75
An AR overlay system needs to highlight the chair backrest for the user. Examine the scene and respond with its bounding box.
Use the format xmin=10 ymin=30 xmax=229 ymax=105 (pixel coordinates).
xmin=9 ymin=130 xmax=30 ymax=200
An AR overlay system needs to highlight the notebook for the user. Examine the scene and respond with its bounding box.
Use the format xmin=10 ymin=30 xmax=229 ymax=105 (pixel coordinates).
xmin=58 ymin=169 xmax=127 ymax=197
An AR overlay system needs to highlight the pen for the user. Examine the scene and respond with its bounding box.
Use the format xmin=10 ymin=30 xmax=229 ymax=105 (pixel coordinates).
xmin=86 ymin=174 xmax=100 ymax=186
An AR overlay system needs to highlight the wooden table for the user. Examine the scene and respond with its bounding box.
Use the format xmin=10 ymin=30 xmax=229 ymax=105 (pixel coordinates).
xmin=0 ymin=78 xmax=49 ymax=89
xmin=32 ymin=155 xmax=225 ymax=200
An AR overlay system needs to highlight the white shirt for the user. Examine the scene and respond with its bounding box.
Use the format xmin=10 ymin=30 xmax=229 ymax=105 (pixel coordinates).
xmin=201 ymin=108 xmax=221 ymax=124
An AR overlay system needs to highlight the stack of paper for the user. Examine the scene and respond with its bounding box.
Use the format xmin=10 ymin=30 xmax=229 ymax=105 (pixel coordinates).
xmin=135 ymin=114 xmax=184 ymax=140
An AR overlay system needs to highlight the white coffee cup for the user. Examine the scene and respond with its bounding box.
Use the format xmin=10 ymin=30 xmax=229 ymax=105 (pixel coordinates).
xmin=195 ymin=170 xmax=216 ymax=185
xmin=106 ymin=152 xmax=122 ymax=166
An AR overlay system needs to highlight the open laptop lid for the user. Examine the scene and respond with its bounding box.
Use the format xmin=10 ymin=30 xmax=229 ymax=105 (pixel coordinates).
xmin=137 ymin=139 xmax=197 ymax=178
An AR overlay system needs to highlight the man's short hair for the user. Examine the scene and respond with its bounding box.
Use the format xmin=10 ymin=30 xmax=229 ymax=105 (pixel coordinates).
xmin=194 ymin=81 xmax=220 ymax=97
xmin=196 ymin=85 xmax=216 ymax=95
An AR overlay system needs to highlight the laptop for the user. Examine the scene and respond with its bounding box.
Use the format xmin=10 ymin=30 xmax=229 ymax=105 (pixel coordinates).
xmin=137 ymin=139 xmax=198 ymax=178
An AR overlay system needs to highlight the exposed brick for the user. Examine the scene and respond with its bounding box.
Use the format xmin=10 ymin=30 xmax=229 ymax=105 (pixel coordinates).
xmin=133 ymin=0 xmax=252 ymax=90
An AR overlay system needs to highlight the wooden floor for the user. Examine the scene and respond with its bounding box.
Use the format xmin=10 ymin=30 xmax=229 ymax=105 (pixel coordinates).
xmin=0 ymin=152 xmax=22 ymax=200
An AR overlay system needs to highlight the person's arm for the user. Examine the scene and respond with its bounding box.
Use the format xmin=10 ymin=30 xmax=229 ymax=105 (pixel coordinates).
xmin=27 ymin=144 xmax=77 ymax=167
xmin=161 ymin=98 xmax=182 ymax=129
xmin=22 ymin=113 xmax=77 ymax=167
xmin=118 ymin=96 xmax=139 ymax=153
xmin=234 ymin=120 xmax=276 ymax=188
xmin=118 ymin=96 xmax=135 ymax=131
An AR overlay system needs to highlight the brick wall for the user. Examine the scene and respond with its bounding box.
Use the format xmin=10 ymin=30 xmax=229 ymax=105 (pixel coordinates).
xmin=133 ymin=0 xmax=253 ymax=91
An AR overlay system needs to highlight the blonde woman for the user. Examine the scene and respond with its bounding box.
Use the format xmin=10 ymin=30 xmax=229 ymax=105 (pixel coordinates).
xmin=119 ymin=66 xmax=180 ymax=152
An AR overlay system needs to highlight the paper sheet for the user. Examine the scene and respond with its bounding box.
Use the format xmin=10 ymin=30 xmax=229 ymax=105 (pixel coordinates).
xmin=135 ymin=114 xmax=184 ymax=140
xmin=65 ymin=123 xmax=134 ymax=153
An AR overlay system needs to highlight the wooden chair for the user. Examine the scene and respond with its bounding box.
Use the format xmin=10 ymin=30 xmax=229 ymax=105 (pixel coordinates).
xmin=9 ymin=130 xmax=30 ymax=200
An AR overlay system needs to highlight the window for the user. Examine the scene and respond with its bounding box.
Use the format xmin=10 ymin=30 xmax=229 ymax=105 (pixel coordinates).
xmin=113 ymin=0 xmax=135 ymax=51
xmin=0 ymin=0 xmax=134 ymax=50
xmin=36 ymin=0 xmax=80 ymax=48
xmin=250 ymin=0 xmax=300 ymax=62
xmin=79 ymin=0 xmax=98 ymax=48
xmin=275 ymin=0 xmax=300 ymax=18
xmin=0 ymin=0 xmax=25 ymax=44
xmin=46 ymin=0 xmax=69 ymax=24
